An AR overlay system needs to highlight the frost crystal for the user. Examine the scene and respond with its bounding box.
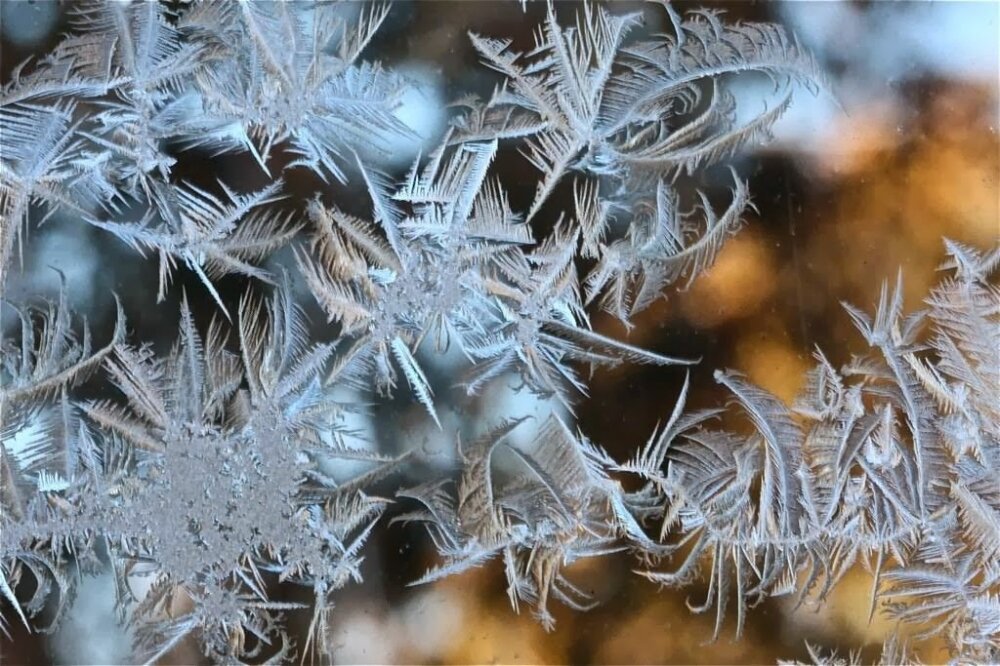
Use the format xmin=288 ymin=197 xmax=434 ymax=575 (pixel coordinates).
xmin=2 ymin=1 xmax=994 ymax=664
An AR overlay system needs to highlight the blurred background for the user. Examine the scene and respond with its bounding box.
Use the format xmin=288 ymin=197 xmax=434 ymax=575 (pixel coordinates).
xmin=2 ymin=1 xmax=997 ymax=663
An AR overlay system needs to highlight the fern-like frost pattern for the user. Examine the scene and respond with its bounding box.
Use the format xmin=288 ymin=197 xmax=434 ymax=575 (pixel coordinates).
xmin=1 ymin=1 xmax=995 ymax=664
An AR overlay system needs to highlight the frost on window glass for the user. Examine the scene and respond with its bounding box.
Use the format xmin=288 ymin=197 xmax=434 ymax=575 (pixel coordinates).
xmin=1 ymin=2 xmax=997 ymax=664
